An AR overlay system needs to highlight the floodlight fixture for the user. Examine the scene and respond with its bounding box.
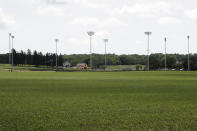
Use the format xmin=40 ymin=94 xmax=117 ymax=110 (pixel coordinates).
xmin=104 ymin=39 xmax=108 ymax=43
xmin=55 ymin=38 xmax=59 ymax=43
xmin=164 ymin=37 xmax=167 ymax=42
xmin=145 ymin=32 xmax=152 ymax=36
xmin=87 ymin=31 xmax=95 ymax=36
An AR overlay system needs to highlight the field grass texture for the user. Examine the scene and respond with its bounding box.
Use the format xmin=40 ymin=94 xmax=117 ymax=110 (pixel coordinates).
xmin=0 ymin=71 xmax=197 ymax=130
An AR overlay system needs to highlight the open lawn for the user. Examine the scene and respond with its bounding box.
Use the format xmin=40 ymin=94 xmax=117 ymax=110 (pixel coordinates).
xmin=107 ymin=65 xmax=144 ymax=70
xmin=0 ymin=64 xmax=54 ymax=72
xmin=0 ymin=71 xmax=197 ymax=130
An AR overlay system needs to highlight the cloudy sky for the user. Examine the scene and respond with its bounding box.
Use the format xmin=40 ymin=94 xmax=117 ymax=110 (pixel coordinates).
xmin=0 ymin=0 xmax=197 ymax=55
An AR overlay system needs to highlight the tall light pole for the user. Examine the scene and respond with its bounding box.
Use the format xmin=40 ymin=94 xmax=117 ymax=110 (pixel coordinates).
xmin=187 ymin=35 xmax=190 ymax=71
xmin=9 ymin=33 xmax=12 ymax=65
xmin=87 ymin=31 xmax=95 ymax=70
xmin=164 ymin=37 xmax=167 ymax=71
xmin=145 ymin=32 xmax=152 ymax=71
xmin=104 ymin=39 xmax=109 ymax=71
xmin=11 ymin=35 xmax=15 ymax=71
xmin=55 ymin=38 xmax=59 ymax=70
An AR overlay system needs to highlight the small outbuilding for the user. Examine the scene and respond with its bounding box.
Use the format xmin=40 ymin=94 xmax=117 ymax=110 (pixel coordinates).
xmin=63 ymin=61 xmax=71 ymax=68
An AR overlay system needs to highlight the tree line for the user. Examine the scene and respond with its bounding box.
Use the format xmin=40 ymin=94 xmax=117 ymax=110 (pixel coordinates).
xmin=0 ymin=49 xmax=63 ymax=67
xmin=0 ymin=49 xmax=197 ymax=70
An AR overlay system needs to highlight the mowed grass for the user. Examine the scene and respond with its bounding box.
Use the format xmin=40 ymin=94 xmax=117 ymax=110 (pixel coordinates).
xmin=107 ymin=65 xmax=139 ymax=70
xmin=0 ymin=64 xmax=54 ymax=71
xmin=0 ymin=71 xmax=197 ymax=130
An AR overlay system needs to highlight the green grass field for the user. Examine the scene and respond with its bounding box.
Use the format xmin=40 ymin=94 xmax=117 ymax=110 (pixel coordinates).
xmin=107 ymin=65 xmax=144 ymax=70
xmin=0 ymin=71 xmax=197 ymax=130
xmin=0 ymin=64 xmax=55 ymax=72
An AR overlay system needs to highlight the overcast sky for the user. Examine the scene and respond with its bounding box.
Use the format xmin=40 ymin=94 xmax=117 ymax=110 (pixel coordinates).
xmin=0 ymin=0 xmax=197 ymax=55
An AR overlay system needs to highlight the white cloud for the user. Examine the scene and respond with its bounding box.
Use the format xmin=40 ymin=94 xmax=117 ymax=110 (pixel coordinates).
xmin=66 ymin=37 xmax=99 ymax=47
xmin=72 ymin=17 xmax=127 ymax=28
xmin=106 ymin=1 xmax=181 ymax=18
xmin=67 ymin=37 xmax=89 ymax=45
xmin=47 ymin=0 xmax=67 ymax=5
xmin=0 ymin=8 xmax=16 ymax=29
xmin=135 ymin=40 xmax=143 ymax=45
xmin=185 ymin=8 xmax=197 ymax=21
xmin=75 ymin=0 xmax=106 ymax=9
xmin=2 ymin=0 xmax=197 ymax=54
xmin=96 ymin=30 xmax=110 ymax=37
xmin=45 ymin=0 xmax=106 ymax=8
xmin=37 ymin=5 xmax=64 ymax=16
xmin=157 ymin=17 xmax=182 ymax=25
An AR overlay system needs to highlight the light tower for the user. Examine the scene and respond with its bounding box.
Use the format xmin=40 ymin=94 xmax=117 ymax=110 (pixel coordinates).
xmin=9 ymin=33 xmax=12 ymax=65
xmin=104 ymin=39 xmax=109 ymax=70
xmin=11 ymin=35 xmax=15 ymax=71
xmin=187 ymin=35 xmax=190 ymax=71
xmin=87 ymin=31 xmax=95 ymax=69
xmin=164 ymin=37 xmax=167 ymax=71
xmin=144 ymin=32 xmax=152 ymax=71
xmin=55 ymin=38 xmax=59 ymax=70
